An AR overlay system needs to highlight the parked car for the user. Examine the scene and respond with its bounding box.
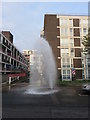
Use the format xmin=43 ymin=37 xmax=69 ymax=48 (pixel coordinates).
xmin=82 ymin=84 xmax=90 ymax=94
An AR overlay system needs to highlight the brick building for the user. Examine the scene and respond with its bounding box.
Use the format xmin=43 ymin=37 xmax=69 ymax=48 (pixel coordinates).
xmin=42 ymin=14 xmax=89 ymax=80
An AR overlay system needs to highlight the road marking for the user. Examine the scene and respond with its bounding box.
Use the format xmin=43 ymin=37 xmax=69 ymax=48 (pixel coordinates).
xmin=78 ymin=94 xmax=88 ymax=96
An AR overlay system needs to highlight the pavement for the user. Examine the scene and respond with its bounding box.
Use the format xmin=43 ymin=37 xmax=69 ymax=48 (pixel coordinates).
xmin=1 ymin=83 xmax=90 ymax=119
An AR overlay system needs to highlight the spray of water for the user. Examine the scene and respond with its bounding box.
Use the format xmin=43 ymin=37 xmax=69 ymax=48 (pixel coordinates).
xmin=31 ymin=38 xmax=57 ymax=89
xmin=25 ymin=38 xmax=58 ymax=95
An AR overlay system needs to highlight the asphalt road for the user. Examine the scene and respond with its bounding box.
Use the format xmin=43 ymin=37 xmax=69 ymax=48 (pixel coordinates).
xmin=2 ymin=83 xmax=90 ymax=119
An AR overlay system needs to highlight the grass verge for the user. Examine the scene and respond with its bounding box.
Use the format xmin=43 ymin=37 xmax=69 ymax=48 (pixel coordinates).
xmin=57 ymin=79 xmax=90 ymax=87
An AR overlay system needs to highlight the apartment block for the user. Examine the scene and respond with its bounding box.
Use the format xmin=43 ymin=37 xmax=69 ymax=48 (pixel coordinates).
xmin=23 ymin=50 xmax=43 ymax=77
xmin=23 ymin=50 xmax=40 ymax=71
xmin=23 ymin=50 xmax=31 ymax=72
xmin=0 ymin=31 xmax=29 ymax=83
xmin=42 ymin=14 xmax=89 ymax=80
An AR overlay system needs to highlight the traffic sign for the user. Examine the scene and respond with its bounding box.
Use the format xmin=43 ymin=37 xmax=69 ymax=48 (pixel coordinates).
xmin=72 ymin=68 xmax=76 ymax=75
xmin=72 ymin=70 xmax=75 ymax=75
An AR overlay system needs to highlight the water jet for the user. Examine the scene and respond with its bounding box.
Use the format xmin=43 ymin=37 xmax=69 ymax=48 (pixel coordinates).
xmin=25 ymin=38 xmax=58 ymax=95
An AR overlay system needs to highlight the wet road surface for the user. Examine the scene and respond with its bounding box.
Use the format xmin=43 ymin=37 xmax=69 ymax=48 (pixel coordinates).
xmin=2 ymin=83 xmax=89 ymax=118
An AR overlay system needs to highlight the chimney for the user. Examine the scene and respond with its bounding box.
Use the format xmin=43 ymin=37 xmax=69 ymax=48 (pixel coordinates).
xmin=2 ymin=31 xmax=13 ymax=43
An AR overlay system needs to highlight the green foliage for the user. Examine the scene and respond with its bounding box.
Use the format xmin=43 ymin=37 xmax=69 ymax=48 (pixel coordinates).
xmin=82 ymin=28 xmax=90 ymax=54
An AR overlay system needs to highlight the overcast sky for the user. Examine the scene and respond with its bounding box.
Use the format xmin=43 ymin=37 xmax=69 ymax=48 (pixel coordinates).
xmin=1 ymin=2 xmax=88 ymax=52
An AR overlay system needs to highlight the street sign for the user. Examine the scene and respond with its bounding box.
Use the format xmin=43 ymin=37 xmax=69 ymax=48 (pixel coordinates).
xmin=72 ymin=70 xmax=75 ymax=75
xmin=72 ymin=68 xmax=76 ymax=75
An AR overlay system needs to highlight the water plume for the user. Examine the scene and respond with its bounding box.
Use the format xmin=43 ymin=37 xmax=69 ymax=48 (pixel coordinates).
xmin=25 ymin=38 xmax=58 ymax=95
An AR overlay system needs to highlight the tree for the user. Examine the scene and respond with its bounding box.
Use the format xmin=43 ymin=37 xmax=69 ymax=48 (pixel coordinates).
xmin=82 ymin=28 xmax=90 ymax=54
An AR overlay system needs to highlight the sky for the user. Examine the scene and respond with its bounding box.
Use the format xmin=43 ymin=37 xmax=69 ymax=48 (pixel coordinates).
xmin=1 ymin=2 xmax=88 ymax=52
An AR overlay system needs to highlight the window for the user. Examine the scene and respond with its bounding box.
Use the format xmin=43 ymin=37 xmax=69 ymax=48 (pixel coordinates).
xmin=83 ymin=28 xmax=87 ymax=33
xmin=83 ymin=19 xmax=85 ymax=24
xmin=25 ymin=55 xmax=27 ymax=57
xmin=67 ymin=70 xmax=70 ymax=74
xmin=67 ymin=65 xmax=70 ymax=67
xmin=63 ymin=64 xmax=66 ymax=67
xmin=71 ymin=48 xmax=74 ymax=52
xmin=62 ymin=58 xmax=70 ymax=68
xmin=70 ymin=28 xmax=73 ymax=32
xmin=83 ymin=19 xmax=88 ymax=24
xmin=62 ymin=58 xmax=65 ymax=62
xmin=60 ymin=28 xmax=68 ymax=36
xmin=60 ymin=39 xmax=69 ymax=46
xmin=4 ymin=55 xmax=6 ymax=59
xmin=82 ymin=64 xmax=84 ymax=68
xmin=61 ymin=48 xmax=69 ymax=57
xmin=62 ymin=70 xmax=71 ymax=80
xmin=82 ymin=70 xmax=85 ymax=79
xmin=80 ymin=28 xmax=81 ymax=32
xmin=70 ymin=38 xmax=74 ymax=46
xmin=61 ymin=48 xmax=69 ymax=54
xmin=88 ymin=19 xmax=90 ymax=27
xmin=63 ymin=70 xmax=66 ymax=74
xmin=63 ymin=75 xmax=66 ymax=79
xmin=87 ymin=58 xmax=90 ymax=62
xmin=70 ymin=28 xmax=73 ymax=36
xmin=79 ymin=19 xmax=81 ymax=25
xmin=67 ymin=58 xmax=70 ymax=63
xmin=88 ymin=63 xmax=90 ymax=68
xmin=60 ymin=18 xmax=67 ymax=26
xmin=83 ymin=28 xmax=87 ymax=36
xmin=67 ymin=75 xmax=70 ymax=79
xmin=7 ymin=57 xmax=8 ymax=61
xmin=69 ymin=19 xmax=73 ymax=26
xmin=88 ymin=70 xmax=90 ymax=78
xmin=24 ymin=51 xmax=26 ymax=54
xmin=80 ymin=28 xmax=82 ymax=36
